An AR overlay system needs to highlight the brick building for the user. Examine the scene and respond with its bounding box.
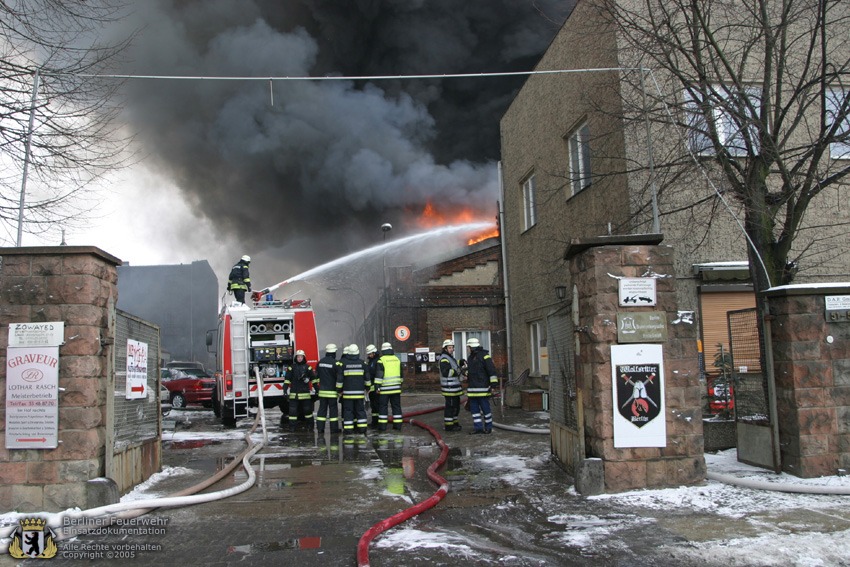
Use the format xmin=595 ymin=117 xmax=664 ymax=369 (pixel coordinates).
xmin=372 ymin=237 xmax=507 ymax=390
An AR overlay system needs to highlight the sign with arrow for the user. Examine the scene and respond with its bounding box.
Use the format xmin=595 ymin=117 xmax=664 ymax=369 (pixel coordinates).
xmin=126 ymin=339 xmax=149 ymax=400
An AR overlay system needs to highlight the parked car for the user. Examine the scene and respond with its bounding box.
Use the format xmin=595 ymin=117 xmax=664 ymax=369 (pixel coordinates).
xmin=162 ymin=367 xmax=215 ymax=409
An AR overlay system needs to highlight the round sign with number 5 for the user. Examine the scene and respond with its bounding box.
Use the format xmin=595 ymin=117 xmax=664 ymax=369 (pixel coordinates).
xmin=394 ymin=326 xmax=410 ymax=341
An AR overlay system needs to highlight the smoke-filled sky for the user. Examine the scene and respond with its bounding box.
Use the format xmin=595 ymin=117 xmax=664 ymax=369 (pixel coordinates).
xmin=78 ymin=1 xmax=572 ymax=290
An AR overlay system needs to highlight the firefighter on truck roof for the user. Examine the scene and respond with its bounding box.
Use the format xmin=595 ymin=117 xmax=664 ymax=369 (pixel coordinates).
xmin=227 ymin=255 xmax=252 ymax=304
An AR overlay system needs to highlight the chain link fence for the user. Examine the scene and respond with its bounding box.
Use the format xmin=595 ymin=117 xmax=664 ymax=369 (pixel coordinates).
xmin=727 ymin=308 xmax=770 ymax=425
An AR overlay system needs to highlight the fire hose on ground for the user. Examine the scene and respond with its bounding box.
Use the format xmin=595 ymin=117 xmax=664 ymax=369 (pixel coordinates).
xmin=1 ymin=374 xmax=273 ymax=544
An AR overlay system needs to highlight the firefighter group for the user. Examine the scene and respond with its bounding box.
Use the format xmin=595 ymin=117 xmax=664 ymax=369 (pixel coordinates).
xmin=281 ymin=337 xmax=499 ymax=436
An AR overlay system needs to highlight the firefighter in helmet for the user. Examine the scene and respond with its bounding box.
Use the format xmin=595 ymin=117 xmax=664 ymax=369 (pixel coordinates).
xmin=315 ymin=343 xmax=342 ymax=434
xmin=335 ymin=344 xmax=371 ymax=435
xmin=364 ymin=344 xmax=380 ymax=428
xmin=284 ymin=349 xmax=317 ymax=432
xmin=465 ymin=337 xmax=498 ymax=434
xmin=438 ymin=339 xmax=465 ymax=431
xmin=375 ymin=342 xmax=403 ymax=431
xmin=227 ymin=255 xmax=252 ymax=304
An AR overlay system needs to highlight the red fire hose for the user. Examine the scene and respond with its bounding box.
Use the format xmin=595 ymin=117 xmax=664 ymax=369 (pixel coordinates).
xmin=356 ymin=416 xmax=449 ymax=567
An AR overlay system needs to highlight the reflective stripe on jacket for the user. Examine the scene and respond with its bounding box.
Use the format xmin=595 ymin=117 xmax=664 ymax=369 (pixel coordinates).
xmin=376 ymin=353 xmax=402 ymax=395
xmin=466 ymin=347 xmax=498 ymax=397
xmin=335 ymin=355 xmax=371 ymax=399
xmin=439 ymin=352 xmax=463 ymax=396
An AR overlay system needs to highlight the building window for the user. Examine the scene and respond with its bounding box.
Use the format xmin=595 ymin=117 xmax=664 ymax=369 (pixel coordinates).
xmin=568 ymin=122 xmax=592 ymax=195
xmin=684 ymin=85 xmax=762 ymax=157
xmin=826 ymin=88 xmax=850 ymax=159
xmin=522 ymin=175 xmax=537 ymax=231
xmin=529 ymin=321 xmax=545 ymax=375
xmin=453 ymin=330 xmax=491 ymax=355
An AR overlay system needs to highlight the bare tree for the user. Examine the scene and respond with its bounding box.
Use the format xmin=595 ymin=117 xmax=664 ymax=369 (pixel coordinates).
xmin=0 ymin=0 xmax=132 ymax=246
xmin=598 ymin=0 xmax=850 ymax=293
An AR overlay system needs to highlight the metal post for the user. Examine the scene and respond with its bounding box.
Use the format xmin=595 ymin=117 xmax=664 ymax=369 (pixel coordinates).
xmin=381 ymin=223 xmax=392 ymax=341
xmin=17 ymin=70 xmax=40 ymax=246
xmin=640 ymin=69 xmax=661 ymax=234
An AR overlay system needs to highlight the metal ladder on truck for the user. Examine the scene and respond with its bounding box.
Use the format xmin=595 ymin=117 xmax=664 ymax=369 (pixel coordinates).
xmin=230 ymin=319 xmax=250 ymax=422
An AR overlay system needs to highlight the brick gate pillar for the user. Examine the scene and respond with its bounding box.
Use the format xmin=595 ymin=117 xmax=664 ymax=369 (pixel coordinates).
xmin=766 ymin=285 xmax=850 ymax=478
xmin=0 ymin=246 xmax=120 ymax=512
xmin=568 ymin=237 xmax=705 ymax=492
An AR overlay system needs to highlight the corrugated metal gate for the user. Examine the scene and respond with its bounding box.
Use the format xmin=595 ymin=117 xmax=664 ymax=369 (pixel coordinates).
xmin=547 ymin=304 xmax=583 ymax=477
xmin=107 ymin=309 xmax=162 ymax=492
xmin=727 ymin=307 xmax=777 ymax=470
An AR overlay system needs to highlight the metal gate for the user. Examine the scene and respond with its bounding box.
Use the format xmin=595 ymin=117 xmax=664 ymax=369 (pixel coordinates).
xmin=727 ymin=307 xmax=777 ymax=470
xmin=546 ymin=304 xmax=583 ymax=477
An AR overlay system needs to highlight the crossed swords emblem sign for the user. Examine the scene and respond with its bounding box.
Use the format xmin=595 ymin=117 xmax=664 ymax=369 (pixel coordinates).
xmin=616 ymin=364 xmax=661 ymax=428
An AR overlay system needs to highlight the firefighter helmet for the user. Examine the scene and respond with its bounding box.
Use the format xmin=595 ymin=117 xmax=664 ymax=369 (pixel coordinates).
xmin=365 ymin=344 xmax=377 ymax=355
xmin=325 ymin=343 xmax=338 ymax=354
xmin=241 ymin=255 xmax=251 ymax=262
xmin=381 ymin=342 xmax=393 ymax=351
xmin=295 ymin=349 xmax=305 ymax=357
xmin=466 ymin=337 xmax=480 ymax=348
xmin=349 ymin=344 xmax=360 ymax=356
xmin=442 ymin=339 xmax=454 ymax=348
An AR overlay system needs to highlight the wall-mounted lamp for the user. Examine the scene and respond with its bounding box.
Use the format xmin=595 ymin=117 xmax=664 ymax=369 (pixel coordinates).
xmin=555 ymin=285 xmax=567 ymax=301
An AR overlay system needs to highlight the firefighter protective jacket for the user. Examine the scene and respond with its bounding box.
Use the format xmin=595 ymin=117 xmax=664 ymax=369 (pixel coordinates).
xmin=375 ymin=351 xmax=403 ymax=395
xmin=316 ymin=353 xmax=341 ymax=398
xmin=366 ymin=354 xmax=379 ymax=392
xmin=227 ymin=259 xmax=251 ymax=292
xmin=465 ymin=346 xmax=498 ymax=397
xmin=439 ymin=350 xmax=463 ymax=397
xmin=335 ymin=354 xmax=371 ymax=399
xmin=284 ymin=360 xmax=316 ymax=399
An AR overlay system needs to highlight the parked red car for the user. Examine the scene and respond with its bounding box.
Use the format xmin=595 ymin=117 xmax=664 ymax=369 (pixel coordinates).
xmin=162 ymin=367 xmax=215 ymax=409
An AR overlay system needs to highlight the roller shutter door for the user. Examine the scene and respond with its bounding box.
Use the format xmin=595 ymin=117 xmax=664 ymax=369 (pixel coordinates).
xmin=699 ymin=290 xmax=755 ymax=363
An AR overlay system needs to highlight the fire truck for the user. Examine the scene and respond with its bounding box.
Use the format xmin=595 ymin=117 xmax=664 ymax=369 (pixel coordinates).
xmin=210 ymin=293 xmax=319 ymax=427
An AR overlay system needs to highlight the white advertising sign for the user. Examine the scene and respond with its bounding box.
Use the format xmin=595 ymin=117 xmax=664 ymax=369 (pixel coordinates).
xmin=825 ymin=295 xmax=850 ymax=310
xmin=5 ymin=347 xmax=60 ymax=449
xmin=7 ymin=322 xmax=64 ymax=348
xmin=611 ymin=344 xmax=666 ymax=448
xmin=618 ymin=278 xmax=657 ymax=307
xmin=126 ymin=339 xmax=149 ymax=400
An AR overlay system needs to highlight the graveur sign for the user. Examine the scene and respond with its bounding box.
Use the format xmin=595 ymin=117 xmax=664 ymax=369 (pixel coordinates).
xmin=5 ymin=322 xmax=63 ymax=450
xmin=617 ymin=312 xmax=668 ymax=343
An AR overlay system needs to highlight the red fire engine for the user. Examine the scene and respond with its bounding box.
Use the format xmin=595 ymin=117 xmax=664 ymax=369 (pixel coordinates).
xmin=210 ymin=294 xmax=319 ymax=427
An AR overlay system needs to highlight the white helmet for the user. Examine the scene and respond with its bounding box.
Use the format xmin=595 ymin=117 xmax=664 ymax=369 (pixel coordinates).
xmin=366 ymin=344 xmax=378 ymax=355
xmin=466 ymin=337 xmax=480 ymax=348
xmin=325 ymin=343 xmax=338 ymax=354
xmin=342 ymin=345 xmax=352 ymax=355
xmin=349 ymin=344 xmax=360 ymax=356
xmin=381 ymin=342 xmax=393 ymax=351
xmin=241 ymin=255 xmax=251 ymax=262
xmin=442 ymin=339 xmax=454 ymax=348
xmin=295 ymin=349 xmax=305 ymax=357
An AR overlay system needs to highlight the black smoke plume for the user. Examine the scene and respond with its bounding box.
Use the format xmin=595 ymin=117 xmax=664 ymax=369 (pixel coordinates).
xmin=116 ymin=0 xmax=572 ymax=278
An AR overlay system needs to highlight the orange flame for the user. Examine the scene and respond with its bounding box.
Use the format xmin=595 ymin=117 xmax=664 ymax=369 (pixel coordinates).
xmin=468 ymin=229 xmax=500 ymax=245
xmin=413 ymin=201 xmax=499 ymax=246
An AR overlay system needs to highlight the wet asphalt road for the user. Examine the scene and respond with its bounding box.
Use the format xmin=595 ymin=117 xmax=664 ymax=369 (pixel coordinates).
xmin=10 ymin=393 xmax=850 ymax=567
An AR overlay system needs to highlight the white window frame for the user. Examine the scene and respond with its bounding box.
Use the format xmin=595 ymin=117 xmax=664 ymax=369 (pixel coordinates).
xmin=684 ymin=85 xmax=762 ymax=157
xmin=568 ymin=122 xmax=592 ymax=195
xmin=529 ymin=321 xmax=545 ymax=375
xmin=826 ymin=88 xmax=850 ymax=159
xmin=453 ymin=330 xmax=491 ymax=355
xmin=522 ymin=174 xmax=537 ymax=231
